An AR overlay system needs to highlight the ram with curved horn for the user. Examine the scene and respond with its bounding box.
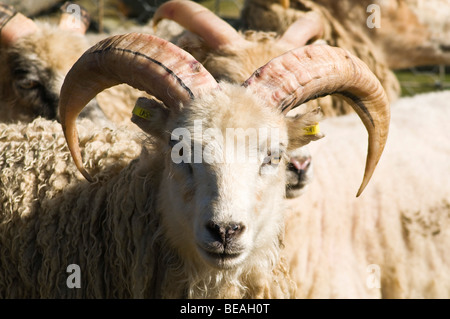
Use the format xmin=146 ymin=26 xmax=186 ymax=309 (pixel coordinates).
xmin=60 ymin=32 xmax=387 ymax=297
xmin=0 ymin=31 xmax=389 ymax=298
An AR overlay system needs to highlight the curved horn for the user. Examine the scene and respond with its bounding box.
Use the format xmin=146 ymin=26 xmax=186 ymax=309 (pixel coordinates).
xmin=59 ymin=2 xmax=90 ymax=34
xmin=277 ymin=12 xmax=324 ymax=49
xmin=59 ymin=33 xmax=219 ymax=181
xmin=243 ymin=45 xmax=390 ymax=197
xmin=0 ymin=4 xmax=38 ymax=46
xmin=153 ymin=0 xmax=248 ymax=50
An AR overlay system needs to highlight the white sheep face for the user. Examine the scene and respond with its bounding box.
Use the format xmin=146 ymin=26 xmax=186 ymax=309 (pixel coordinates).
xmin=152 ymin=85 xmax=289 ymax=270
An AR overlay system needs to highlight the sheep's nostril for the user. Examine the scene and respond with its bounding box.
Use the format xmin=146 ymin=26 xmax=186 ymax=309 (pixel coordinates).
xmin=206 ymin=221 xmax=225 ymax=242
xmin=289 ymin=156 xmax=311 ymax=172
xmin=227 ymin=223 xmax=245 ymax=240
xmin=206 ymin=221 xmax=245 ymax=244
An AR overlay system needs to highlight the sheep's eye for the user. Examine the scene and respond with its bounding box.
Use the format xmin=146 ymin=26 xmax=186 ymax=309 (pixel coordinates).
xmin=260 ymin=150 xmax=283 ymax=175
xmin=270 ymin=154 xmax=281 ymax=165
xmin=15 ymin=78 xmax=39 ymax=90
xmin=263 ymin=150 xmax=282 ymax=166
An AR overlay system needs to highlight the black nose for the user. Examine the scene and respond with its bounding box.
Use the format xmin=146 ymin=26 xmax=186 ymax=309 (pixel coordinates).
xmin=206 ymin=221 xmax=245 ymax=244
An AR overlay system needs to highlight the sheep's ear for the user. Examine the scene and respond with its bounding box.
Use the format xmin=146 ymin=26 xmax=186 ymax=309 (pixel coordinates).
xmin=286 ymin=107 xmax=324 ymax=151
xmin=131 ymin=97 xmax=170 ymax=139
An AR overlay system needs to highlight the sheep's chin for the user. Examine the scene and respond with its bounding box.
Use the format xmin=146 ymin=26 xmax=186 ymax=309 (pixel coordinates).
xmin=197 ymin=246 xmax=249 ymax=270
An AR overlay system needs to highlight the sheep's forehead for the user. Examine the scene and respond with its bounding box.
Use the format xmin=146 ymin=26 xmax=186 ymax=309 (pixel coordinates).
xmin=181 ymin=85 xmax=287 ymax=137
xmin=15 ymin=25 xmax=88 ymax=74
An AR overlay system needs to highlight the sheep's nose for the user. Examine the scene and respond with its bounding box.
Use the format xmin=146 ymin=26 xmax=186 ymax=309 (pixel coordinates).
xmin=206 ymin=221 xmax=245 ymax=244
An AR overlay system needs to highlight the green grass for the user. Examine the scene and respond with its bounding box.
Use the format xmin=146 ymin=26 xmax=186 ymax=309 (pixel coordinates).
xmin=395 ymin=68 xmax=450 ymax=97
xmin=198 ymin=0 xmax=243 ymax=18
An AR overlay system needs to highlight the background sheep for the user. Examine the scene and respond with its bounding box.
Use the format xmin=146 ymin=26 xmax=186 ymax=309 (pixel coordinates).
xmin=283 ymin=90 xmax=450 ymax=298
xmin=153 ymin=0 xmax=399 ymax=118
xmin=0 ymin=32 xmax=389 ymax=298
xmin=240 ymin=0 xmax=401 ymax=109
xmin=0 ymin=2 xmax=107 ymax=123
xmin=154 ymin=0 xmax=323 ymax=83
xmin=295 ymin=0 xmax=450 ymax=69
xmin=241 ymin=0 xmax=450 ymax=70
xmin=0 ymin=2 xmax=171 ymax=128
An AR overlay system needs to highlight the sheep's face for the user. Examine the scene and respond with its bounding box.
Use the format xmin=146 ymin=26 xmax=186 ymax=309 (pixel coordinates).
xmin=0 ymin=26 xmax=89 ymax=121
xmin=285 ymin=146 xmax=313 ymax=198
xmin=153 ymin=85 xmax=289 ymax=269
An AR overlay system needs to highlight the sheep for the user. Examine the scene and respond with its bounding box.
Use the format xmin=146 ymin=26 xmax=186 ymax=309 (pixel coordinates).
xmin=0 ymin=2 xmax=166 ymax=128
xmin=240 ymin=0 xmax=401 ymax=103
xmin=0 ymin=32 xmax=389 ymax=298
xmin=0 ymin=2 xmax=107 ymax=124
xmin=273 ymin=0 xmax=450 ymax=69
xmin=283 ymin=90 xmax=450 ymax=298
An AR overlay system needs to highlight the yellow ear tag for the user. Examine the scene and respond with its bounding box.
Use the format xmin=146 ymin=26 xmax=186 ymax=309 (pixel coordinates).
xmin=132 ymin=105 xmax=152 ymax=120
xmin=303 ymin=123 xmax=320 ymax=136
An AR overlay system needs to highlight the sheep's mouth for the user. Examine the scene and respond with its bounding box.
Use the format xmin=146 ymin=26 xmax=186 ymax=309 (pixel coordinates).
xmin=206 ymin=251 xmax=241 ymax=260
xmin=198 ymin=246 xmax=245 ymax=269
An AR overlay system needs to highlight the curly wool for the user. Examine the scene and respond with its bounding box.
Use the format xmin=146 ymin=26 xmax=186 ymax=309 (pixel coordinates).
xmin=0 ymin=118 xmax=148 ymax=298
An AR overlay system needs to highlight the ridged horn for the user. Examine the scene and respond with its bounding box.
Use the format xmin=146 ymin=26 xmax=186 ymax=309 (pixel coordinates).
xmin=0 ymin=3 xmax=38 ymax=46
xmin=153 ymin=0 xmax=248 ymax=50
xmin=243 ymin=45 xmax=390 ymax=197
xmin=59 ymin=33 xmax=219 ymax=181
xmin=59 ymin=1 xmax=90 ymax=34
